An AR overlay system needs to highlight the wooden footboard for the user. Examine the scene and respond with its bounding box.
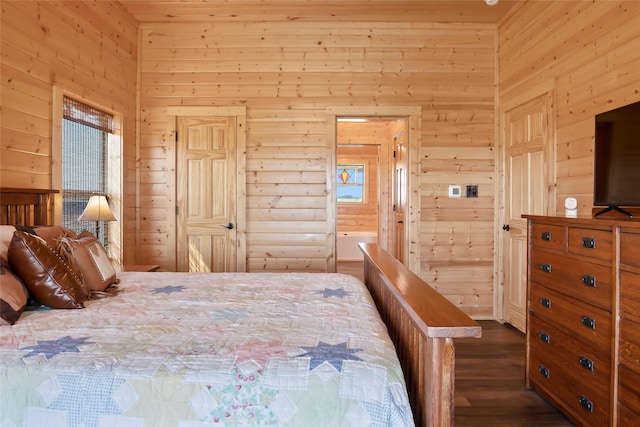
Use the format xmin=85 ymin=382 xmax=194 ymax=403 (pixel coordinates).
xmin=360 ymin=243 xmax=481 ymax=427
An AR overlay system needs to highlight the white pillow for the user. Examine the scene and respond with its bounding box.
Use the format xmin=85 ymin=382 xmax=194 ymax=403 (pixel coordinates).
xmin=0 ymin=225 xmax=16 ymax=260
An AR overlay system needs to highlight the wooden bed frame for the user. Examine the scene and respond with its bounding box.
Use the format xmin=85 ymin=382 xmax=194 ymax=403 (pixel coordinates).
xmin=1 ymin=187 xmax=481 ymax=426
xmin=0 ymin=188 xmax=58 ymax=226
xmin=360 ymin=243 xmax=481 ymax=427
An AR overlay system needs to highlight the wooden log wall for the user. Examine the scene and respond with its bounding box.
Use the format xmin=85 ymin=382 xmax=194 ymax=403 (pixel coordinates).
xmin=336 ymin=121 xmax=387 ymax=234
xmin=0 ymin=1 xmax=139 ymax=264
xmin=138 ymin=20 xmax=497 ymax=316
xmin=3 ymin=1 xmax=638 ymax=319
xmin=336 ymin=144 xmax=379 ymax=234
xmin=498 ymin=1 xmax=640 ymax=216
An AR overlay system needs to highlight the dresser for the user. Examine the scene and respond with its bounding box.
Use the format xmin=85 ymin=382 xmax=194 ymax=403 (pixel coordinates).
xmin=524 ymin=215 xmax=640 ymax=426
xmin=617 ymin=226 xmax=640 ymax=425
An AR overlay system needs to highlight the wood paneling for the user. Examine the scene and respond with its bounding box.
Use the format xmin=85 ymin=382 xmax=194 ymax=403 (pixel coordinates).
xmin=137 ymin=18 xmax=497 ymax=316
xmin=2 ymin=1 xmax=637 ymax=321
xmin=336 ymin=125 xmax=382 ymax=234
xmin=18 ymin=0 xmax=635 ymax=321
xmin=498 ymin=0 xmax=640 ymax=216
xmin=0 ymin=1 xmax=139 ymax=264
xmin=118 ymin=0 xmax=517 ymax=24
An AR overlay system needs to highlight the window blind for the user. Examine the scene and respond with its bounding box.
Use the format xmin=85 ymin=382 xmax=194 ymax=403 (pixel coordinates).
xmin=63 ymin=97 xmax=113 ymax=133
xmin=62 ymin=96 xmax=114 ymax=243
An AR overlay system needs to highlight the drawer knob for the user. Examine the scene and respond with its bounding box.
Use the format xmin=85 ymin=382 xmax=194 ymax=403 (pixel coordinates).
xmin=540 ymin=263 xmax=552 ymax=273
xmin=582 ymin=237 xmax=596 ymax=249
xmin=540 ymin=297 xmax=552 ymax=308
xmin=538 ymin=365 xmax=550 ymax=378
xmin=579 ymin=356 xmax=594 ymax=371
xmin=541 ymin=231 xmax=551 ymax=241
xmin=579 ymin=395 xmax=593 ymax=413
xmin=581 ymin=315 xmax=596 ymax=329
xmin=539 ymin=331 xmax=550 ymax=344
xmin=581 ymin=274 xmax=596 ymax=288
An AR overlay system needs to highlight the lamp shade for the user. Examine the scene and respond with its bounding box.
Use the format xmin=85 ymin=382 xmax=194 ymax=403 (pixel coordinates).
xmin=78 ymin=195 xmax=116 ymax=222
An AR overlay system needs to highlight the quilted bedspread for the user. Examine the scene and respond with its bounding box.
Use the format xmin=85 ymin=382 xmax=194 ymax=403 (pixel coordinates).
xmin=0 ymin=272 xmax=414 ymax=427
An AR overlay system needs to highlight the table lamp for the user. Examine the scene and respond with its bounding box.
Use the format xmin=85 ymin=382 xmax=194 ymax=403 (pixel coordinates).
xmin=78 ymin=195 xmax=116 ymax=240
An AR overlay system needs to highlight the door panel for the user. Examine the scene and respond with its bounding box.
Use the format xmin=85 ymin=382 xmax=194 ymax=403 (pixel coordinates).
xmin=393 ymin=138 xmax=407 ymax=263
xmin=177 ymin=116 xmax=237 ymax=272
xmin=504 ymin=94 xmax=549 ymax=332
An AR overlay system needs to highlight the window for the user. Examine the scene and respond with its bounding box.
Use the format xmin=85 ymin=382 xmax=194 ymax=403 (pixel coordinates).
xmin=336 ymin=164 xmax=365 ymax=203
xmin=62 ymin=96 xmax=114 ymax=246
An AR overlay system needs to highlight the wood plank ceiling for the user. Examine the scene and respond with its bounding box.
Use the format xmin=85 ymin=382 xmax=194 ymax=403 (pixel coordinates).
xmin=117 ymin=0 xmax=517 ymax=23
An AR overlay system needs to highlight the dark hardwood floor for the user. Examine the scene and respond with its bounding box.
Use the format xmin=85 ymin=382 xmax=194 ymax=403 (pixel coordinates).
xmin=336 ymin=260 xmax=365 ymax=282
xmin=455 ymin=320 xmax=572 ymax=426
xmin=336 ymin=261 xmax=572 ymax=426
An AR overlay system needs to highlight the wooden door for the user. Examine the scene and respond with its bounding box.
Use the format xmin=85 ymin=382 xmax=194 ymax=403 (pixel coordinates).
xmin=176 ymin=116 xmax=237 ymax=272
xmin=392 ymin=136 xmax=407 ymax=263
xmin=503 ymin=94 xmax=550 ymax=332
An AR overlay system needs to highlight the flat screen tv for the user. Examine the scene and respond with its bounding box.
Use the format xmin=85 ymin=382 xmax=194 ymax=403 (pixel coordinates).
xmin=594 ymin=100 xmax=640 ymax=218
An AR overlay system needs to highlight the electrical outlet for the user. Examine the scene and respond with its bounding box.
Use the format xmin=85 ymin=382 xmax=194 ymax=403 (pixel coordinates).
xmin=466 ymin=185 xmax=478 ymax=198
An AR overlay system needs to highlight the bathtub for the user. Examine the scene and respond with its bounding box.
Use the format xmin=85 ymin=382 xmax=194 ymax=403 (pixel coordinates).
xmin=337 ymin=232 xmax=378 ymax=261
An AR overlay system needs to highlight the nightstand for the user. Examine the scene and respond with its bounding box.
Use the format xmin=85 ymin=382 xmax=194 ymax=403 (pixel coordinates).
xmin=115 ymin=265 xmax=160 ymax=272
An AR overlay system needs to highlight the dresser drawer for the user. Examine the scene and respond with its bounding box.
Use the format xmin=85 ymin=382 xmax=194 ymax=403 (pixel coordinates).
xmin=568 ymin=227 xmax=613 ymax=261
xmin=530 ymin=284 xmax=612 ymax=351
xmin=531 ymin=250 xmax=613 ymax=311
xmin=531 ymin=223 xmax=566 ymax=251
xmin=617 ymin=363 xmax=640 ymax=424
xmin=620 ymin=270 xmax=640 ymax=319
xmin=529 ymin=351 xmax=611 ymax=427
xmin=620 ymin=230 xmax=640 ymax=269
xmin=529 ymin=314 xmax=611 ymax=404
xmin=618 ymin=403 xmax=639 ymax=427
xmin=619 ymin=317 xmax=640 ymax=367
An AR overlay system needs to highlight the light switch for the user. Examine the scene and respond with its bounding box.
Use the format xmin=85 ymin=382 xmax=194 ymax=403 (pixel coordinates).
xmin=449 ymin=185 xmax=461 ymax=198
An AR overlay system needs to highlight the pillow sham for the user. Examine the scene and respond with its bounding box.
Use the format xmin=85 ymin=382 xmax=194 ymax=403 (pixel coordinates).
xmin=8 ymin=231 xmax=86 ymax=309
xmin=57 ymin=230 xmax=117 ymax=292
xmin=0 ymin=257 xmax=29 ymax=325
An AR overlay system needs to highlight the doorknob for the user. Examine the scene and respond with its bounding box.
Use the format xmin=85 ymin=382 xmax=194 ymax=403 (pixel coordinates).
xmin=220 ymin=223 xmax=235 ymax=230
xmin=502 ymin=224 xmax=510 ymax=231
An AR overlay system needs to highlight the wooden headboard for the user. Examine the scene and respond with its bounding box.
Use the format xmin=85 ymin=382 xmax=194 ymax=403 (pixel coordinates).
xmin=0 ymin=188 xmax=58 ymax=226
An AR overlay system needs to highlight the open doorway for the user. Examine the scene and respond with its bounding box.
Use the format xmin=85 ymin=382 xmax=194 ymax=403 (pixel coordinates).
xmin=335 ymin=117 xmax=408 ymax=277
xmin=327 ymin=105 xmax=421 ymax=275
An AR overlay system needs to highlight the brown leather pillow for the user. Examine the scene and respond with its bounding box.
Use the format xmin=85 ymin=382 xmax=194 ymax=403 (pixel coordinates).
xmin=0 ymin=257 xmax=29 ymax=325
xmin=57 ymin=230 xmax=117 ymax=292
xmin=16 ymin=224 xmax=76 ymax=248
xmin=8 ymin=231 xmax=86 ymax=309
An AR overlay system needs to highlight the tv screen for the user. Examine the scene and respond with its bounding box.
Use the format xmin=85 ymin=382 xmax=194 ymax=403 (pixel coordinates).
xmin=594 ymin=100 xmax=640 ymax=217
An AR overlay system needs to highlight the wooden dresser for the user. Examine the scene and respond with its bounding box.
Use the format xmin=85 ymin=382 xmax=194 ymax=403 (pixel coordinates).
xmin=524 ymin=215 xmax=640 ymax=426
xmin=617 ymin=226 xmax=640 ymax=425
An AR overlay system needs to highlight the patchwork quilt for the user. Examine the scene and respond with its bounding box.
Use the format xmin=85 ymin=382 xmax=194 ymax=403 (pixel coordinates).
xmin=0 ymin=272 xmax=414 ymax=427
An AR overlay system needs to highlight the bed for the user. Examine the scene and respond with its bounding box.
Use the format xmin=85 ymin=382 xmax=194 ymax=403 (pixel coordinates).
xmin=0 ymin=188 xmax=481 ymax=427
